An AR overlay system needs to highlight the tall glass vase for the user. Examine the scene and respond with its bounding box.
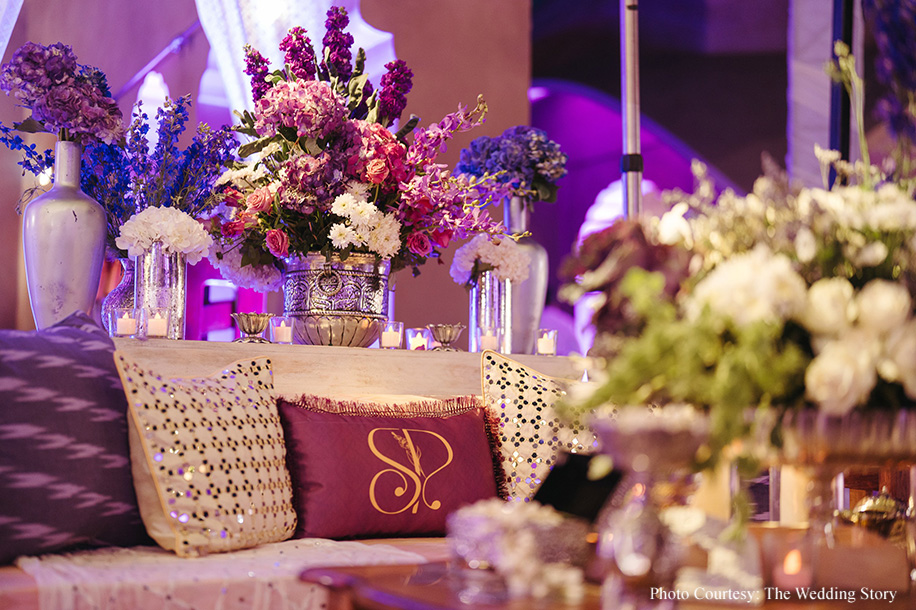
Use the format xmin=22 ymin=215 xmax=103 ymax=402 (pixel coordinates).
xmin=101 ymin=258 xmax=135 ymax=333
xmin=504 ymin=196 xmax=548 ymax=354
xmin=21 ymin=140 xmax=107 ymax=329
xmin=134 ymin=241 xmax=187 ymax=340
xmin=468 ymin=269 xmax=510 ymax=352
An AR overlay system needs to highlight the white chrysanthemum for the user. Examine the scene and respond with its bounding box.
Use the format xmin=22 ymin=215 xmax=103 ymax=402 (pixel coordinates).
xmin=115 ymin=206 xmax=213 ymax=264
xmin=351 ymin=201 xmax=381 ymax=228
xmin=207 ymin=241 xmax=282 ymax=293
xmin=331 ymin=193 xmax=359 ymax=217
xmin=367 ymin=214 xmax=401 ymax=259
xmin=329 ymin=223 xmax=357 ymax=249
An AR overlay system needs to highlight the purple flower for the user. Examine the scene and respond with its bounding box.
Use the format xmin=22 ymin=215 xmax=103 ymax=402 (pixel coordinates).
xmin=320 ymin=6 xmax=354 ymax=82
xmin=244 ymin=45 xmax=271 ymax=102
xmin=279 ymin=27 xmax=317 ymax=81
xmin=253 ymin=80 xmax=348 ymax=140
xmin=377 ymin=60 xmax=413 ymax=126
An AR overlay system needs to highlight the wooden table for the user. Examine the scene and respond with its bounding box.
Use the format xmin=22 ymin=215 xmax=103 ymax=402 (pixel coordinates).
xmin=301 ymin=562 xmax=910 ymax=610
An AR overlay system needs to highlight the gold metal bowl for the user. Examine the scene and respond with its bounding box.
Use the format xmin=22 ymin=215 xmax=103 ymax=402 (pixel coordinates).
xmin=294 ymin=315 xmax=383 ymax=348
xmin=231 ymin=312 xmax=274 ymax=343
xmin=427 ymin=323 xmax=466 ymax=351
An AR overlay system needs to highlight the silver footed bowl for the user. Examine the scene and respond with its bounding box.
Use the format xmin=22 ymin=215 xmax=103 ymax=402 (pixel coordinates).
xmin=294 ymin=315 xmax=383 ymax=348
xmin=427 ymin=323 xmax=466 ymax=351
xmin=231 ymin=312 xmax=274 ymax=343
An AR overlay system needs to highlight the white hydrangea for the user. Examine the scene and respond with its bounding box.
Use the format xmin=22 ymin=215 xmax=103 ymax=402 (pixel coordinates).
xmin=449 ymin=234 xmax=531 ymax=285
xmin=115 ymin=206 xmax=213 ymax=264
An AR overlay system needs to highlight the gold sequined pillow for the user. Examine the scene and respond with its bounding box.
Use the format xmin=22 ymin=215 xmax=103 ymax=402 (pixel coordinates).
xmin=114 ymin=353 xmax=296 ymax=557
xmin=481 ymin=350 xmax=600 ymax=501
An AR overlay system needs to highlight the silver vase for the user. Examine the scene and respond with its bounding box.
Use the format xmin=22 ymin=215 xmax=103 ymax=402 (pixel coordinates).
xmin=504 ymin=196 xmax=548 ymax=354
xmin=468 ymin=269 xmax=511 ymax=353
xmin=282 ymin=252 xmax=390 ymax=347
xmin=134 ymin=241 xmax=187 ymax=340
xmin=21 ymin=140 xmax=107 ymax=329
xmin=101 ymin=258 xmax=135 ymax=333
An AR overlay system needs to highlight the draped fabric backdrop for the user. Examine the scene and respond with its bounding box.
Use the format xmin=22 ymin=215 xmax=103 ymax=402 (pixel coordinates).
xmin=193 ymin=0 xmax=395 ymax=116
xmin=0 ymin=0 xmax=23 ymax=63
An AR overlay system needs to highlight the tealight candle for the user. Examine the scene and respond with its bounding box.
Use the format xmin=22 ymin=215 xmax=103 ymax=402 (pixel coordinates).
xmin=380 ymin=321 xmax=404 ymax=349
xmin=272 ymin=320 xmax=293 ymax=344
xmin=405 ymin=327 xmax=429 ymax=350
xmin=478 ymin=328 xmax=499 ymax=352
xmin=146 ymin=312 xmax=168 ymax=338
xmin=772 ymin=548 xmax=813 ymax=589
xmin=536 ymin=328 xmax=558 ymax=356
xmin=115 ymin=311 xmax=137 ymax=337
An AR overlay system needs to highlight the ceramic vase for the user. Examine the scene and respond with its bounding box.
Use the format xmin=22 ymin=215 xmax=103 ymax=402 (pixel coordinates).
xmin=504 ymin=196 xmax=548 ymax=354
xmin=21 ymin=140 xmax=107 ymax=329
xmin=282 ymin=252 xmax=390 ymax=347
xmin=134 ymin=241 xmax=187 ymax=339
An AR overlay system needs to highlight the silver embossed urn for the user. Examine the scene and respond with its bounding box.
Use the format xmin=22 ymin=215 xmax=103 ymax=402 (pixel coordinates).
xmin=282 ymin=252 xmax=390 ymax=347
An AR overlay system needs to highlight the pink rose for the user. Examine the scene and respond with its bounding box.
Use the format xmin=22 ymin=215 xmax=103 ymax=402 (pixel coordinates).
xmin=406 ymin=232 xmax=432 ymax=257
xmin=265 ymin=229 xmax=289 ymax=258
xmin=246 ymin=186 xmax=273 ymax=213
xmin=429 ymin=229 xmax=452 ymax=248
xmin=221 ymin=219 xmax=248 ymax=237
xmin=365 ymin=158 xmax=389 ymax=184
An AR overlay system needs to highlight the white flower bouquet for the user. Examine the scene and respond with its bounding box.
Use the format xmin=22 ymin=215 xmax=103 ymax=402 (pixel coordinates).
xmin=449 ymin=234 xmax=531 ymax=286
xmin=115 ymin=206 xmax=213 ymax=264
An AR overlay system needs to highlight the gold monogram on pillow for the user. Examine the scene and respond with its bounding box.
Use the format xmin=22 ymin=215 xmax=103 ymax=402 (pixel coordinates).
xmin=367 ymin=428 xmax=453 ymax=515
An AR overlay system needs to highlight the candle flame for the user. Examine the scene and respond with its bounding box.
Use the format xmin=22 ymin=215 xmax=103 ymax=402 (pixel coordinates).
xmin=121 ymin=312 xmax=130 ymax=319
xmin=783 ymin=549 xmax=803 ymax=575
xmin=153 ymin=313 xmax=163 ymax=320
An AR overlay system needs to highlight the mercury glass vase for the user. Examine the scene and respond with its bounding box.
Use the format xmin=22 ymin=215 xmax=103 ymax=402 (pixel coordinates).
xmin=468 ymin=269 xmax=511 ymax=352
xmin=504 ymin=196 xmax=548 ymax=354
xmin=101 ymin=258 xmax=135 ymax=334
xmin=134 ymin=241 xmax=187 ymax=340
xmin=21 ymin=140 xmax=107 ymax=329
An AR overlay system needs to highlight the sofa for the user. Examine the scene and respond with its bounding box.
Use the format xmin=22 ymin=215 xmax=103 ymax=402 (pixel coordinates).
xmin=0 ymin=313 xmax=591 ymax=610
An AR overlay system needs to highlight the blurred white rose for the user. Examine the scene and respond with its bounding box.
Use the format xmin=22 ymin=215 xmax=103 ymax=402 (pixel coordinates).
xmin=805 ymin=334 xmax=878 ymax=416
xmin=856 ymin=279 xmax=911 ymax=336
xmin=883 ymin=320 xmax=916 ymax=398
xmin=851 ymin=241 xmax=889 ymax=267
xmin=657 ymin=202 xmax=692 ymax=246
xmin=799 ymin=277 xmax=855 ymax=337
xmin=794 ymin=227 xmax=817 ymax=263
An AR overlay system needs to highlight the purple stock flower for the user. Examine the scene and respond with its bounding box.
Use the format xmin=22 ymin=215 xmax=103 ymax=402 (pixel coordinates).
xmin=279 ymin=27 xmax=317 ymax=81
xmin=244 ymin=45 xmax=271 ymax=102
xmin=320 ymin=6 xmax=354 ymax=82
xmin=377 ymin=60 xmax=413 ymax=125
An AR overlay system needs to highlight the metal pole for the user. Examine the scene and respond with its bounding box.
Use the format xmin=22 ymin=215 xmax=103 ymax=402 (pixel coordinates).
xmin=621 ymin=0 xmax=643 ymax=218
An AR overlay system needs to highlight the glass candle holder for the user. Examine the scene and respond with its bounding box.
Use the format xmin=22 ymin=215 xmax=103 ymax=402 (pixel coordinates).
xmin=536 ymin=328 xmax=558 ymax=356
xmin=380 ymin=321 xmax=404 ymax=349
xmin=143 ymin=308 xmax=170 ymax=339
xmin=270 ymin=316 xmax=294 ymax=344
xmin=109 ymin=308 xmax=139 ymax=338
xmin=405 ymin=327 xmax=430 ymax=350
xmin=476 ymin=326 xmax=502 ymax=352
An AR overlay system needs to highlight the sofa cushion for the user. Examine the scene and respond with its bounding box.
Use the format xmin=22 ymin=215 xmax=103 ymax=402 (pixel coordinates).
xmin=0 ymin=312 xmax=148 ymax=565
xmin=115 ymin=354 xmax=297 ymax=557
xmin=480 ymin=350 xmax=600 ymax=501
xmin=277 ymin=395 xmax=504 ymax=539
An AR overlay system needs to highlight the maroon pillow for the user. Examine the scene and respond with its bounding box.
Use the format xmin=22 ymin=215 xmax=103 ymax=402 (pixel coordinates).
xmin=277 ymin=395 xmax=505 ymax=539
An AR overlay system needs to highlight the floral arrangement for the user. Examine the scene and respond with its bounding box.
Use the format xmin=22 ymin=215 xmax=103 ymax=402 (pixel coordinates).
xmin=455 ymin=125 xmax=568 ymax=204
xmin=115 ymin=205 xmax=212 ymax=264
xmin=207 ymin=6 xmax=510 ymax=291
xmin=558 ymin=42 xmax=916 ymax=472
xmin=449 ymin=233 xmax=531 ymax=286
